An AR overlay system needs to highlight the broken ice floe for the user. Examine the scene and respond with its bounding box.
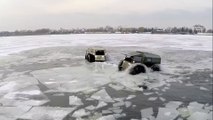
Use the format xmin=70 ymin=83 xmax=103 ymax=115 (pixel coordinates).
xmin=72 ymin=109 xmax=90 ymax=118
xmin=199 ymin=87 xmax=209 ymax=91
xmin=91 ymin=89 xmax=114 ymax=102
xmin=148 ymin=97 xmax=158 ymax=101
xmin=125 ymin=101 xmax=132 ymax=108
xmin=126 ymin=95 xmax=136 ymax=100
xmin=97 ymin=115 xmax=116 ymax=120
xmin=86 ymin=101 xmax=108 ymax=110
xmin=0 ymin=86 xmax=49 ymax=106
xmin=69 ymin=96 xmax=83 ymax=106
xmin=141 ymin=107 xmax=153 ymax=118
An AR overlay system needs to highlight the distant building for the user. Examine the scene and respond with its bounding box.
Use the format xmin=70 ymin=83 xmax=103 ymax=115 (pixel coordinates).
xmin=151 ymin=29 xmax=167 ymax=34
xmin=193 ymin=25 xmax=206 ymax=33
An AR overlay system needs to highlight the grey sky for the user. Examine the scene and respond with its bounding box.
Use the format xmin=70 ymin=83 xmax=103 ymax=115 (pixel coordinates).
xmin=0 ymin=0 xmax=212 ymax=31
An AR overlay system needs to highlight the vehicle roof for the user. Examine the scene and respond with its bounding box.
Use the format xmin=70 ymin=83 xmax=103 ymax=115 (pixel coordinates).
xmin=127 ymin=51 xmax=160 ymax=58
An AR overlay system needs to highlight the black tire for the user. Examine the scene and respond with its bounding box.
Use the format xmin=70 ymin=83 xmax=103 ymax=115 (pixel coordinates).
xmin=118 ymin=61 xmax=124 ymax=71
xmin=151 ymin=64 xmax=161 ymax=71
xmin=129 ymin=64 xmax=146 ymax=75
xmin=88 ymin=54 xmax=95 ymax=62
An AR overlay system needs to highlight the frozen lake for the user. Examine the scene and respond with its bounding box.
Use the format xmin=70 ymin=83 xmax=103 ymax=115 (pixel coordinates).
xmin=0 ymin=34 xmax=212 ymax=56
xmin=0 ymin=34 xmax=212 ymax=120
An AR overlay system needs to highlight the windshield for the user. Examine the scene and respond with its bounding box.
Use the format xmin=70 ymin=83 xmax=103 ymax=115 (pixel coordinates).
xmin=95 ymin=50 xmax=105 ymax=55
xmin=124 ymin=57 xmax=133 ymax=63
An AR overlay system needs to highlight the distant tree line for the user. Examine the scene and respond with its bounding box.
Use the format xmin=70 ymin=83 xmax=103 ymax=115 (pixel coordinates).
xmin=0 ymin=26 xmax=212 ymax=37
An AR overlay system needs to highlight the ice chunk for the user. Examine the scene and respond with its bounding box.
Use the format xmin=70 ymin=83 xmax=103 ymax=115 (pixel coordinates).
xmin=148 ymin=97 xmax=157 ymax=101
xmin=143 ymin=92 xmax=153 ymax=96
xmin=102 ymin=110 xmax=113 ymax=114
xmin=91 ymin=89 xmax=114 ymax=102
xmin=113 ymin=101 xmax=125 ymax=107
xmin=159 ymin=97 xmax=166 ymax=102
xmin=177 ymin=107 xmax=190 ymax=118
xmin=125 ymin=101 xmax=132 ymax=108
xmin=114 ymin=97 xmax=125 ymax=102
xmin=199 ymin=87 xmax=209 ymax=91
xmin=141 ymin=107 xmax=153 ymax=118
xmin=113 ymin=113 xmax=126 ymax=118
xmin=188 ymin=102 xmax=204 ymax=113
xmin=188 ymin=112 xmax=210 ymax=120
xmin=19 ymin=106 xmax=76 ymax=120
xmin=69 ymin=96 xmax=83 ymax=106
xmin=156 ymin=108 xmax=179 ymax=120
xmin=126 ymin=95 xmax=136 ymax=100
xmin=96 ymin=101 xmax=107 ymax=109
xmin=97 ymin=115 xmax=116 ymax=120
xmin=85 ymin=105 xmax=96 ymax=111
xmin=72 ymin=109 xmax=90 ymax=118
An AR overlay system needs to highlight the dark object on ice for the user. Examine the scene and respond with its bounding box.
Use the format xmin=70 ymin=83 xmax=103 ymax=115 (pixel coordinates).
xmin=85 ymin=47 xmax=107 ymax=62
xmin=118 ymin=51 xmax=161 ymax=75
xmin=138 ymin=85 xmax=148 ymax=90
xmin=129 ymin=64 xmax=146 ymax=75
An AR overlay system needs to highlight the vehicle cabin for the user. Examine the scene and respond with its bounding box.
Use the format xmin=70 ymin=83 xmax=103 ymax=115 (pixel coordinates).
xmin=85 ymin=47 xmax=106 ymax=62
xmin=125 ymin=51 xmax=161 ymax=67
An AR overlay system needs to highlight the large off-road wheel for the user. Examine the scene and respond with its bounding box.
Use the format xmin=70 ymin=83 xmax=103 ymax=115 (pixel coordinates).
xmin=88 ymin=54 xmax=95 ymax=62
xmin=129 ymin=64 xmax=146 ymax=75
xmin=151 ymin=64 xmax=161 ymax=71
xmin=118 ymin=61 xmax=124 ymax=71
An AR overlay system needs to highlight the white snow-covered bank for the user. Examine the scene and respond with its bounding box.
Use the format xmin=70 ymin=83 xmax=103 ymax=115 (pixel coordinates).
xmin=0 ymin=34 xmax=212 ymax=56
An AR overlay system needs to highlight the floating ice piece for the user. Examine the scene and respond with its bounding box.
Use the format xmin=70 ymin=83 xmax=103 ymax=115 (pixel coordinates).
xmin=112 ymin=108 xmax=123 ymax=114
xmin=141 ymin=107 xmax=153 ymax=118
xmin=91 ymin=89 xmax=114 ymax=102
xmin=113 ymin=101 xmax=125 ymax=107
xmin=109 ymin=83 xmax=124 ymax=91
xmin=143 ymin=92 xmax=153 ymax=96
xmin=69 ymin=96 xmax=83 ymax=106
xmin=113 ymin=113 xmax=126 ymax=118
xmin=148 ymin=97 xmax=157 ymax=101
xmin=177 ymin=107 xmax=190 ymax=118
xmin=19 ymin=106 xmax=76 ymax=120
xmin=156 ymin=108 xmax=179 ymax=120
xmin=210 ymin=74 xmax=213 ymax=78
xmin=159 ymin=97 xmax=166 ymax=102
xmin=188 ymin=112 xmax=210 ymax=120
xmin=114 ymin=97 xmax=125 ymax=102
xmin=96 ymin=101 xmax=107 ymax=109
xmin=85 ymin=105 xmax=96 ymax=111
xmin=102 ymin=110 xmax=113 ymax=114
xmin=97 ymin=115 xmax=116 ymax=120
xmin=199 ymin=87 xmax=209 ymax=91
xmin=126 ymin=95 xmax=136 ymax=100
xmin=72 ymin=109 xmax=90 ymax=118
xmin=125 ymin=101 xmax=132 ymax=108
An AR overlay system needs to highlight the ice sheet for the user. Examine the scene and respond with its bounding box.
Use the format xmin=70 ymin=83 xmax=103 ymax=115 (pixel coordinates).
xmin=19 ymin=106 xmax=76 ymax=120
xmin=0 ymin=34 xmax=212 ymax=56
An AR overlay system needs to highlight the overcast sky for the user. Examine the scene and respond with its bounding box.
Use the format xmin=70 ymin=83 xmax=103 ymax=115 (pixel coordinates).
xmin=0 ymin=0 xmax=212 ymax=31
